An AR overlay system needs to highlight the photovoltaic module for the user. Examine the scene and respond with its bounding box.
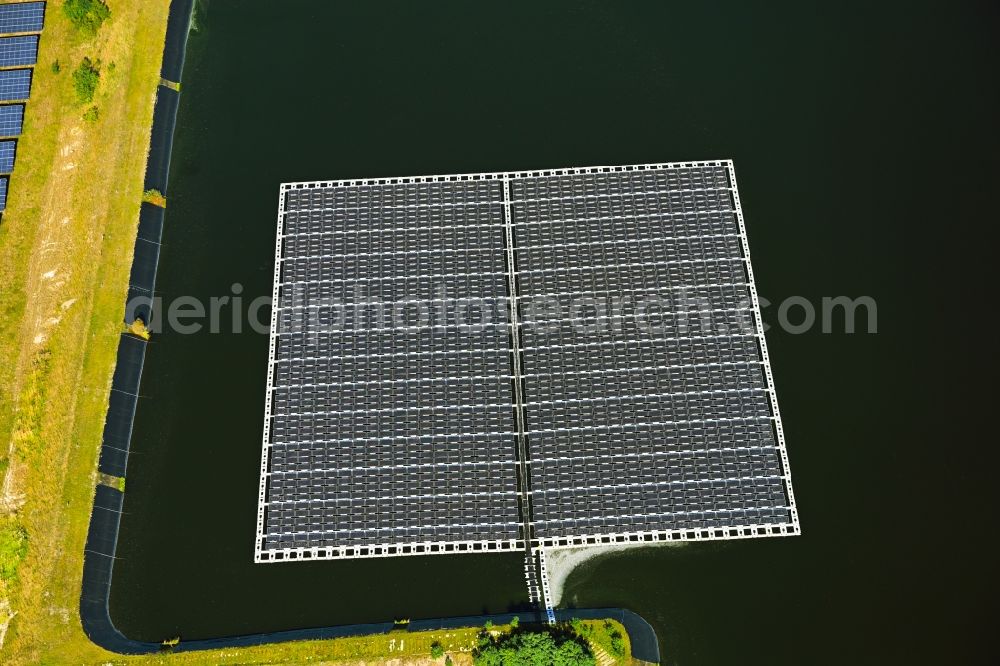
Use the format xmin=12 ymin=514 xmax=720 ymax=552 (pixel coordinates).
xmin=256 ymin=160 xmax=799 ymax=562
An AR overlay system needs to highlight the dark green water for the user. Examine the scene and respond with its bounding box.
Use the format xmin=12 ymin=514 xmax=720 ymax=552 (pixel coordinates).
xmin=111 ymin=1 xmax=997 ymax=663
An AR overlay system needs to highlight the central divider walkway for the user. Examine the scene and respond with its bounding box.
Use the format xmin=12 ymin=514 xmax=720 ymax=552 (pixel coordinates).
xmin=502 ymin=174 xmax=552 ymax=617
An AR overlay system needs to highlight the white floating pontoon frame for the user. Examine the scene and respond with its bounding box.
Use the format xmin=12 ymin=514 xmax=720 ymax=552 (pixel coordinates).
xmin=255 ymin=160 xmax=799 ymax=568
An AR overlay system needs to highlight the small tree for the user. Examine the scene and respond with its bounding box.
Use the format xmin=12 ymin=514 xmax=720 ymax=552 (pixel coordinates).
xmin=72 ymin=57 xmax=101 ymax=104
xmin=510 ymin=616 xmax=519 ymax=629
xmin=64 ymin=0 xmax=111 ymax=35
xmin=445 ymin=656 xmax=453 ymax=666
xmin=474 ymin=628 xmax=595 ymax=666
xmin=430 ymin=641 xmax=445 ymax=659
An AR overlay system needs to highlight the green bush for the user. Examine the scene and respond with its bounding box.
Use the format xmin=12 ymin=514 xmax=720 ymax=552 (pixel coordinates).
xmin=609 ymin=630 xmax=625 ymax=657
xmin=63 ymin=0 xmax=111 ymax=35
xmin=430 ymin=641 xmax=445 ymax=659
xmin=72 ymin=57 xmax=101 ymax=104
xmin=82 ymin=106 xmax=99 ymax=122
xmin=571 ymin=617 xmax=592 ymax=637
xmin=0 ymin=521 xmax=28 ymax=582
xmin=474 ymin=628 xmax=595 ymax=666
xmin=51 ymin=59 xmax=61 ymax=74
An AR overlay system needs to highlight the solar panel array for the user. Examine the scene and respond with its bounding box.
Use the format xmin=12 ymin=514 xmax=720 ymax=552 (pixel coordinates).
xmin=0 ymin=139 xmax=14 ymax=172
xmin=0 ymin=176 xmax=7 ymax=209
xmin=509 ymin=166 xmax=792 ymax=542
xmin=0 ymin=68 xmax=30 ymax=100
xmin=0 ymin=2 xmax=44 ymax=34
xmin=258 ymin=179 xmax=522 ymax=558
xmin=0 ymin=103 xmax=21 ymax=136
xmin=0 ymin=3 xmax=45 ymax=212
xmin=258 ymin=161 xmax=798 ymax=562
xmin=0 ymin=35 xmax=36 ymax=66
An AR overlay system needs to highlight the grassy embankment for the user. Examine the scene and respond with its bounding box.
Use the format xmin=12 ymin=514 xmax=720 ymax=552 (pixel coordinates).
xmin=0 ymin=0 xmax=175 ymax=661
xmin=0 ymin=3 xmax=636 ymax=664
xmin=575 ymin=619 xmax=633 ymax=665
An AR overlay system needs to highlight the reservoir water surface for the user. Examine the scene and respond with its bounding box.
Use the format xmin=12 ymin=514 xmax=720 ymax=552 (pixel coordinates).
xmin=110 ymin=2 xmax=996 ymax=663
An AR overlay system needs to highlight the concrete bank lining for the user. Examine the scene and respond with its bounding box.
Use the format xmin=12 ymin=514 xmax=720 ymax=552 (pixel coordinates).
xmin=82 ymin=0 xmax=195 ymax=651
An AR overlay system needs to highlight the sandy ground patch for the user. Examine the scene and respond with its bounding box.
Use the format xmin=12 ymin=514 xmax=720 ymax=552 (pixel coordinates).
xmin=545 ymin=541 xmax=689 ymax=606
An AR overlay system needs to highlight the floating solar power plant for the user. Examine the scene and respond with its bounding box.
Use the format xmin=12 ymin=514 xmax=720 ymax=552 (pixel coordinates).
xmin=257 ymin=178 xmax=523 ymax=561
xmin=0 ymin=104 xmax=23 ymax=136
xmin=0 ymin=35 xmax=38 ymax=67
xmin=0 ymin=175 xmax=7 ymax=210
xmin=259 ymin=161 xmax=798 ymax=563
xmin=0 ymin=2 xmax=45 ymax=34
xmin=0 ymin=139 xmax=13 ymax=172
xmin=0 ymin=68 xmax=31 ymax=101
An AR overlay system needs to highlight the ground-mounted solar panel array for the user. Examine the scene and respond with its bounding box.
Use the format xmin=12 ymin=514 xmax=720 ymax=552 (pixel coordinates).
xmin=0 ymin=35 xmax=37 ymax=67
xmin=0 ymin=139 xmax=14 ymax=172
xmin=256 ymin=160 xmax=799 ymax=563
xmin=0 ymin=2 xmax=44 ymax=214
xmin=0 ymin=1 xmax=44 ymax=34
xmin=0 ymin=103 xmax=22 ymax=136
xmin=0 ymin=67 xmax=30 ymax=101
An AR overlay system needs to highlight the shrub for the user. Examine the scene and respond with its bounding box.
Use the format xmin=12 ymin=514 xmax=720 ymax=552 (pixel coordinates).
xmin=159 ymin=636 xmax=180 ymax=652
xmin=126 ymin=318 xmax=151 ymax=340
xmin=571 ymin=617 xmax=592 ymax=637
xmin=142 ymin=188 xmax=167 ymax=207
xmin=445 ymin=656 xmax=453 ymax=666
xmin=63 ymin=0 xmax=111 ymax=35
xmin=430 ymin=641 xmax=445 ymax=659
xmin=474 ymin=628 xmax=595 ymax=666
xmin=51 ymin=59 xmax=61 ymax=74
xmin=82 ymin=106 xmax=99 ymax=122
xmin=72 ymin=57 xmax=101 ymax=104
xmin=609 ymin=630 xmax=625 ymax=657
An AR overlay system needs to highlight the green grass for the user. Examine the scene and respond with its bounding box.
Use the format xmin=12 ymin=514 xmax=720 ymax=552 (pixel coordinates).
xmin=0 ymin=521 xmax=28 ymax=582
xmin=0 ymin=0 xmax=173 ymax=660
xmin=572 ymin=619 xmax=632 ymax=664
